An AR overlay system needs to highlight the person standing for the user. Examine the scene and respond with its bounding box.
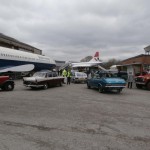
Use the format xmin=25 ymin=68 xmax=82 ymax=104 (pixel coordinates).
xmin=117 ymin=70 xmax=121 ymax=78
xmin=67 ymin=70 xmax=71 ymax=85
xmin=127 ymin=72 xmax=134 ymax=89
xmin=62 ymin=69 xmax=67 ymax=84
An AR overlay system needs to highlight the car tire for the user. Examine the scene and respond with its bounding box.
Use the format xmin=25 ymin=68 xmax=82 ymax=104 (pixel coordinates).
xmin=4 ymin=82 xmax=14 ymax=91
xmin=87 ymin=83 xmax=91 ymax=89
xmin=31 ymin=87 xmax=36 ymax=90
xmin=147 ymin=82 xmax=150 ymax=91
xmin=98 ymin=86 xmax=103 ymax=93
xmin=43 ymin=83 xmax=48 ymax=90
xmin=136 ymin=84 xmax=143 ymax=89
xmin=117 ymin=89 xmax=122 ymax=93
xmin=60 ymin=81 xmax=62 ymax=86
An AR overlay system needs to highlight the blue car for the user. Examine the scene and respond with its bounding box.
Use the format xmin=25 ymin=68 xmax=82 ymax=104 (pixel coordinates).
xmin=87 ymin=71 xmax=126 ymax=93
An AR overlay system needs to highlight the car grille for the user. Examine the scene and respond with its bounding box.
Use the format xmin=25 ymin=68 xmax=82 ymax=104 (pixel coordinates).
xmin=105 ymin=84 xmax=126 ymax=87
xmin=111 ymin=84 xmax=125 ymax=86
xmin=113 ymin=84 xmax=124 ymax=86
xmin=135 ymin=77 xmax=143 ymax=82
xmin=24 ymin=81 xmax=36 ymax=85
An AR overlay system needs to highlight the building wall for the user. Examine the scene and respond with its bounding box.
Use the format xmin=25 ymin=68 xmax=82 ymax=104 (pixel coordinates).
xmin=0 ymin=33 xmax=42 ymax=55
xmin=122 ymin=55 xmax=150 ymax=65
xmin=121 ymin=54 xmax=150 ymax=75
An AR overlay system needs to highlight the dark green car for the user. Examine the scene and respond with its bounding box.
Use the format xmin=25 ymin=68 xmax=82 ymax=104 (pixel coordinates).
xmin=87 ymin=71 xmax=126 ymax=93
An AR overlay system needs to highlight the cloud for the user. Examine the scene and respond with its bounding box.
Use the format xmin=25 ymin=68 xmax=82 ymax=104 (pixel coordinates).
xmin=0 ymin=0 xmax=150 ymax=61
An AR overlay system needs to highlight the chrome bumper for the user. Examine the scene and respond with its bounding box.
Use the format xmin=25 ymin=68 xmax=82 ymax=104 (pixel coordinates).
xmin=24 ymin=84 xmax=44 ymax=88
xmin=135 ymin=82 xmax=145 ymax=85
xmin=105 ymin=85 xmax=126 ymax=88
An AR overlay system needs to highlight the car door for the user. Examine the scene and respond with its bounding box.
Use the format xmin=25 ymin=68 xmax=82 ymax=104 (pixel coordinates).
xmin=89 ymin=74 xmax=98 ymax=88
xmin=93 ymin=75 xmax=102 ymax=88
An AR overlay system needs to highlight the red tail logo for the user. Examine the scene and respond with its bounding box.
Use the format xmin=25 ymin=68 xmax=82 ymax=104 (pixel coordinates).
xmin=94 ymin=52 xmax=99 ymax=58
xmin=94 ymin=52 xmax=99 ymax=61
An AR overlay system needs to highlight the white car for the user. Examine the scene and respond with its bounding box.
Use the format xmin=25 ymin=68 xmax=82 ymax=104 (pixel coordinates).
xmin=71 ymin=72 xmax=87 ymax=83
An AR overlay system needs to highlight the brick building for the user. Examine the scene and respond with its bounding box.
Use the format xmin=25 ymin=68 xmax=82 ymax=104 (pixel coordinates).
xmin=121 ymin=47 xmax=150 ymax=75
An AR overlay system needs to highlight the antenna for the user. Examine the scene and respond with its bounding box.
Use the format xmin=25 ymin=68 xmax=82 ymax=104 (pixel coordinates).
xmin=144 ymin=45 xmax=150 ymax=55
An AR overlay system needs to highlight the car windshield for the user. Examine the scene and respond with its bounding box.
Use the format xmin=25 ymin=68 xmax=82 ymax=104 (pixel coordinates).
xmin=33 ymin=72 xmax=46 ymax=77
xmin=95 ymin=73 xmax=114 ymax=78
xmin=76 ymin=72 xmax=87 ymax=77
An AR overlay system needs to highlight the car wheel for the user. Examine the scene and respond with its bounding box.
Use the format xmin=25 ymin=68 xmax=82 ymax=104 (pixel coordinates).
xmin=136 ymin=84 xmax=143 ymax=89
xmin=43 ymin=83 xmax=48 ymax=90
xmin=4 ymin=83 xmax=14 ymax=91
xmin=98 ymin=86 xmax=103 ymax=93
xmin=1 ymin=87 xmax=5 ymax=91
xmin=31 ymin=87 xmax=36 ymax=90
xmin=60 ymin=81 xmax=62 ymax=86
xmin=87 ymin=82 xmax=91 ymax=89
xmin=147 ymin=82 xmax=150 ymax=91
xmin=117 ymin=89 xmax=122 ymax=93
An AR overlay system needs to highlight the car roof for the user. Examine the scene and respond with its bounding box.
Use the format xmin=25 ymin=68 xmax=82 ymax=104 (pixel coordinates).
xmin=38 ymin=70 xmax=52 ymax=73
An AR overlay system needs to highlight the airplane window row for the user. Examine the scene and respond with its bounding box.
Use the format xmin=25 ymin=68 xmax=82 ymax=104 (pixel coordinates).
xmin=0 ymin=53 xmax=51 ymax=62
xmin=0 ymin=53 xmax=36 ymax=60
xmin=38 ymin=56 xmax=50 ymax=61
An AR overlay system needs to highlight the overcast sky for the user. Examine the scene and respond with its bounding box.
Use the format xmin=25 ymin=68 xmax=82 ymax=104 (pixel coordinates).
xmin=0 ymin=0 xmax=150 ymax=61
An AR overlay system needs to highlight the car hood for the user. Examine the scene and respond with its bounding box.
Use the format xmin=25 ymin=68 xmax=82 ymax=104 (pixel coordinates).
xmin=23 ymin=77 xmax=44 ymax=81
xmin=136 ymin=74 xmax=150 ymax=78
xmin=104 ymin=78 xmax=125 ymax=84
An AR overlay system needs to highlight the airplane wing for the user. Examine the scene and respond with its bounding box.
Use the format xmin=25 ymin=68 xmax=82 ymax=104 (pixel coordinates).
xmin=71 ymin=51 xmax=102 ymax=68
xmin=0 ymin=64 xmax=34 ymax=73
xmin=72 ymin=62 xmax=102 ymax=68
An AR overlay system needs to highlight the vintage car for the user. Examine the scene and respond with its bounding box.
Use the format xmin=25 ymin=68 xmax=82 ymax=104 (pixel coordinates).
xmin=135 ymin=72 xmax=150 ymax=90
xmin=0 ymin=76 xmax=15 ymax=91
xmin=23 ymin=70 xmax=64 ymax=89
xmin=71 ymin=71 xmax=87 ymax=83
xmin=87 ymin=71 xmax=126 ymax=93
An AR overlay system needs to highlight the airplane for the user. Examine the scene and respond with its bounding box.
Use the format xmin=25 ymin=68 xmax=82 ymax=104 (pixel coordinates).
xmin=71 ymin=52 xmax=102 ymax=68
xmin=0 ymin=46 xmax=56 ymax=73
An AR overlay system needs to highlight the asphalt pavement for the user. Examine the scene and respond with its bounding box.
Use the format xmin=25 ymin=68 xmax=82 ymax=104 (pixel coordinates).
xmin=0 ymin=80 xmax=150 ymax=150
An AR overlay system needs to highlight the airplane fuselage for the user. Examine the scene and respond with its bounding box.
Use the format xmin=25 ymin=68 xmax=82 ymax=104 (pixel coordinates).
xmin=0 ymin=46 xmax=56 ymax=71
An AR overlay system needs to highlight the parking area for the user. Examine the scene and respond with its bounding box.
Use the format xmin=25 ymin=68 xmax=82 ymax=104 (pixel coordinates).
xmin=0 ymin=80 xmax=150 ymax=150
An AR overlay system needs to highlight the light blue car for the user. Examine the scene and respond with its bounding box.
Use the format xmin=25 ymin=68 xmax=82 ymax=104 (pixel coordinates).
xmin=87 ymin=71 xmax=126 ymax=93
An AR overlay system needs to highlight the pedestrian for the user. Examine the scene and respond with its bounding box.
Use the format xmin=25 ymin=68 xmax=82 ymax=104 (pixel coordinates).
xmin=117 ymin=70 xmax=121 ymax=78
xmin=67 ymin=70 xmax=72 ymax=85
xmin=62 ymin=69 xmax=67 ymax=84
xmin=127 ymin=72 xmax=134 ymax=89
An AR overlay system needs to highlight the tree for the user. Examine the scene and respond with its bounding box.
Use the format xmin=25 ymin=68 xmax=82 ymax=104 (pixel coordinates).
xmin=103 ymin=58 xmax=121 ymax=69
xmin=80 ymin=56 xmax=93 ymax=62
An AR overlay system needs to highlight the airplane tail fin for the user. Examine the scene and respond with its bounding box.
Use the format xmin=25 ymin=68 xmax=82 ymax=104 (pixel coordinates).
xmin=94 ymin=52 xmax=99 ymax=58
xmin=89 ymin=52 xmax=100 ymax=62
